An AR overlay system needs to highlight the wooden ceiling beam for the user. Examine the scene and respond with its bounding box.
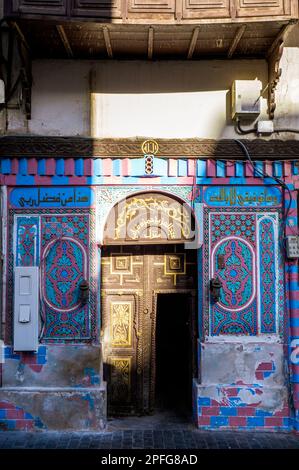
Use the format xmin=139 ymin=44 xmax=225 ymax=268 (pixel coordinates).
xmin=227 ymin=25 xmax=246 ymax=58
xmin=103 ymin=26 xmax=113 ymax=59
xmin=187 ymin=27 xmax=199 ymax=60
xmin=56 ymin=25 xmax=73 ymax=58
xmin=10 ymin=21 xmax=30 ymax=52
xmin=148 ymin=26 xmax=154 ymax=60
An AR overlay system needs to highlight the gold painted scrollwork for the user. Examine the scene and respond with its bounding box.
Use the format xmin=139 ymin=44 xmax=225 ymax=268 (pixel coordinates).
xmin=114 ymin=196 xmax=192 ymax=241
xmin=111 ymin=302 xmax=132 ymax=347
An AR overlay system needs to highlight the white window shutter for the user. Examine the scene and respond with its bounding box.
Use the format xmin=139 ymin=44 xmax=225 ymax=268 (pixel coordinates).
xmin=14 ymin=267 xmax=39 ymax=351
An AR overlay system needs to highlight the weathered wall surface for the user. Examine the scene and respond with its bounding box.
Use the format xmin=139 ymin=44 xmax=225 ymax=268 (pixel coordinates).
xmin=4 ymin=35 xmax=299 ymax=140
xmin=201 ymin=342 xmax=285 ymax=388
xmin=274 ymin=26 xmax=299 ymax=138
xmin=6 ymin=59 xmax=269 ymax=138
xmin=3 ymin=345 xmax=102 ymax=388
xmin=0 ymin=345 xmax=106 ymax=431
xmin=0 ymin=388 xmax=106 ymax=431
xmin=193 ymin=340 xmax=290 ymax=431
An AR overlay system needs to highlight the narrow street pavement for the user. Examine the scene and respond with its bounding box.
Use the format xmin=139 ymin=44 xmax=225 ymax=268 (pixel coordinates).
xmin=0 ymin=412 xmax=298 ymax=449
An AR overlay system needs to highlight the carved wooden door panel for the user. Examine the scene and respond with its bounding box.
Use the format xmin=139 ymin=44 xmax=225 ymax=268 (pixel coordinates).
xmin=101 ymin=244 xmax=197 ymax=416
xmin=101 ymin=245 xmax=144 ymax=415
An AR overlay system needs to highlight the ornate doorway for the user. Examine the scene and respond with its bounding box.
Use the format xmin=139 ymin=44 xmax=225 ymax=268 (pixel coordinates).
xmin=100 ymin=192 xmax=198 ymax=416
xmin=101 ymin=244 xmax=197 ymax=416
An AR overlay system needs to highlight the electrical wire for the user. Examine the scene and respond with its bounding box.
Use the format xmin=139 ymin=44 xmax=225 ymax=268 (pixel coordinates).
xmin=235 ymin=119 xmax=256 ymax=135
xmin=236 ymin=118 xmax=299 ymax=136
xmin=234 ymin=139 xmax=296 ymax=255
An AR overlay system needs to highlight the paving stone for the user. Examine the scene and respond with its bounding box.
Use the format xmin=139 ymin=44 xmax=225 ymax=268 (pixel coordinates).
xmin=0 ymin=426 xmax=299 ymax=449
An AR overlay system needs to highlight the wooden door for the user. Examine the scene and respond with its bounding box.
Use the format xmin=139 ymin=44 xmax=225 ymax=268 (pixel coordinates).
xmin=101 ymin=244 xmax=197 ymax=416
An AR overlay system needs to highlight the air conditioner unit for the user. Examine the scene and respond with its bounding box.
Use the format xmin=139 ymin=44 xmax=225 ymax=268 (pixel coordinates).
xmin=232 ymin=79 xmax=262 ymax=120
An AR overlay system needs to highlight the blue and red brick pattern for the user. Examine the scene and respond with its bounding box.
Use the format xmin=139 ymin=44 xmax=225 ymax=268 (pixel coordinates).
xmin=5 ymin=346 xmax=47 ymax=373
xmin=195 ymin=394 xmax=291 ymax=431
xmin=0 ymin=401 xmax=45 ymax=431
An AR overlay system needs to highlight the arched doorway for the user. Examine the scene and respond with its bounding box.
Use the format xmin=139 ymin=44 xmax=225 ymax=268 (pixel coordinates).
xmin=100 ymin=192 xmax=198 ymax=416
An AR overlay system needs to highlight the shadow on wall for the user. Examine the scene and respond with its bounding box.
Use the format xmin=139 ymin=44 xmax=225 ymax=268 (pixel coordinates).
xmin=30 ymin=59 xmax=268 ymax=139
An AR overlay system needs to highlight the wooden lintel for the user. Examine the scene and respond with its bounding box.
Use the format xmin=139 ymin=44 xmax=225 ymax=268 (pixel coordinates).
xmin=267 ymin=20 xmax=297 ymax=58
xmin=187 ymin=27 xmax=199 ymax=60
xmin=227 ymin=25 xmax=246 ymax=58
xmin=148 ymin=27 xmax=154 ymax=60
xmin=10 ymin=21 xmax=30 ymax=52
xmin=56 ymin=25 xmax=73 ymax=58
xmin=103 ymin=26 xmax=113 ymax=59
xmin=2 ymin=137 xmax=299 ymax=159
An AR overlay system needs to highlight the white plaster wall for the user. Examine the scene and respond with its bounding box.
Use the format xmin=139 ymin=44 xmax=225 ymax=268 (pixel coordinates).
xmin=28 ymin=61 xmax=90 ymax=136
xmin=274 ymin=26 xmax=299 ymax=138
xmin=92 ymin=60 xmax=268 ymax=139
xmin=5 ymin=39 xmax=299 ymax=139
xmin=5 ymin=58 xmax=268 ymax=139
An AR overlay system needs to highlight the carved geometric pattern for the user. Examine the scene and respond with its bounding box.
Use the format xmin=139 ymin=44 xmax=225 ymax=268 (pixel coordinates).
xmin=209 ymin=211 xmax=253 ymax=336
xmin=7 ymin=208 xmax=97 ymax=344
xmin=205 ymin=208 xmax=282 ymax=337
xmin=164 ymin=254 xmax=186 ymax=274
xmin=41 ymin=214 xmax=90 ymax=339
xmin=101 ymin=244 xmax=197 ymax=414
xmin=213 ymin=238 xmax=255 ymax=311
xmin=101 ymin=251 xmax=142 ymax=287
xmin=112 ymin=256 xmax=132 ymax=273
xmin=258 ymin=217 xmax=277 ymax=333
xmin=41 ymin=214 xmax=88 ymax=246
xmin=15 ymin=216 xmax=39 ymax=266
xmin=110 ymin=358 xmax=131 ymax=404
xmin=151 ymin=249 xmax=196 ymax=289
xmin=211 ymin=213 xmax=255 ymax=244
xmin=212 ymin=301 xmax=257 ymax=335
xmin=111 ymin=302 xmax=132 ymax=347
xmin=211 ymin=235 xmax=257 ymax=336
xmin=43 ymin=239 xmax=85 ymax=311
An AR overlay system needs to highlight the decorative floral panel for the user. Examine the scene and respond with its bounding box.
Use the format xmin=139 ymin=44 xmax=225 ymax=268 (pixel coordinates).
xmin=205 ymin=209 xmax=282 ymax=336
xmin=41 ymin=215 xmax=90 ymax=339
xmin=257 ymin=216 xmax=278 ymax=334
xmin=9 ymin=208 xmax=97 ymax=344
xmin=15 ymin=216 xmax=39 ymax=266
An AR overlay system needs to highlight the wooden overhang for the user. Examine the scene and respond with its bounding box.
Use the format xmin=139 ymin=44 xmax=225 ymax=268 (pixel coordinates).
xmin=3 ymin=1 xmax=299 ymax=60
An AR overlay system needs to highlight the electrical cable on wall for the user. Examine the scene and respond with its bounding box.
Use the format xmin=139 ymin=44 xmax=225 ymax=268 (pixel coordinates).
xmin=236 ymin=118 xmax=299 ymax=136
xmin=234 ymin=139 xmax=295 ymax=257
